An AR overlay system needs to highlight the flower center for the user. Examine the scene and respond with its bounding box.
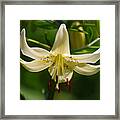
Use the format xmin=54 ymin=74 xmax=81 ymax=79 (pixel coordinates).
xmin=55 ymin=54 xmax=64 ymax=76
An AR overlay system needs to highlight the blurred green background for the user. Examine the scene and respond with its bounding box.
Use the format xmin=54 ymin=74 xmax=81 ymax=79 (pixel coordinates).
xmin=20 ymin=20 xmax=100 ymax=100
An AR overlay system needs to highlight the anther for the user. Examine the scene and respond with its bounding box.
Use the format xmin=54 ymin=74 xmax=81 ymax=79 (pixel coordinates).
xmin=66 ymin=78 xmax=72 ymax=92
xmin=48 ymin=80 xmax=51 ymax=90
xmin=55 ymin=76 xmax=60 ymax=93
xmin=66 ymin=78 xmax=69 ymax=86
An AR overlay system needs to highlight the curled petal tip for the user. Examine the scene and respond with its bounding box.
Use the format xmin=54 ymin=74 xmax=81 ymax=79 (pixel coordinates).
xmin=21 ymin=28 xmax=25 ymax=34
xmin=60 ymin=24 xmax=66 ymax=28
xmin=94 ymin=48 xmax=100 ymax=54
xmin=60 ymin=24 xmax=67 ymax=31
xmin=21 ymin=28 xmax=26 ymax=40
xmin=50 ymin=23 xmax=70 ymax=55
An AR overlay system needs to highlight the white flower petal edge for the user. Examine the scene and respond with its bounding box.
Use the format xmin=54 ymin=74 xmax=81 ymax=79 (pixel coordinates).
xmin=50 ymin=24 xmax=70 ymax=55
xmin=20 ymin=29 xmax=50 ymax=59
xmin=64 ymin=49 xmax=100 ymax=64
xmin=74 ymin=64 xmax=100 ymax=76
xmin=20 ymin=58 xmax=53 ymax=72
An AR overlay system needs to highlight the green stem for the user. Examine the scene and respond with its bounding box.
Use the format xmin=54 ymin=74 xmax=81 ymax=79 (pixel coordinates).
xmin=27 ymin=39 xmax=51 ymax=50
xmin=71 ymin=38 xmax=100 ymax=53
xmin=87 ymin=38 xmax=100 ymax=47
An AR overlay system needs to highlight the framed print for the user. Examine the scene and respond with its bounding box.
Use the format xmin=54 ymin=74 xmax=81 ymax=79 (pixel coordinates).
xmin=0 ymin=0 xmax=119 ymax=119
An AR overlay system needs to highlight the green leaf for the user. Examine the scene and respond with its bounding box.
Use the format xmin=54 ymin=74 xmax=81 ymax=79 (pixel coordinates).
xmin=34 ymin=20 xmax=57 ymax=29
xmin=73 ymin=48 xmax=97 ymax=54
xmin=69 ymin=28 xmax=88 ymax=34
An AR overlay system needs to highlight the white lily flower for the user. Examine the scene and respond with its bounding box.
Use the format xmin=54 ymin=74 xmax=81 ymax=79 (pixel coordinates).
xmin=20 ymin=24 xmax=100 ymax=89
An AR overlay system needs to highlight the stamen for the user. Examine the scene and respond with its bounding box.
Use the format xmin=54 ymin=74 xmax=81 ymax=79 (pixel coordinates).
xmin=68 ymin=80 xmax=72 ymax=92
xmin=66 ymin=78 xmax=69 ymax=86
xmin=66 ymin=78 xmax=71 ymax=92
xmin=56 ymin=83 xmax=59 ymax=90
xmin=39 ymin=56 xmax=52 ymax=63
xmin=55 ymin=76 xmax=60 ymax=93
xmin=56 ymin=83 xmax=60 ymax=93
xmin=48 ymin=80 xmax=51 ymax=90
xmin=56 ymin=76 xmax=58 ymax=83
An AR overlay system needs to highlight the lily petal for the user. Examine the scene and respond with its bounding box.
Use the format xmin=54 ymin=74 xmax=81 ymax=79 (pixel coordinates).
xmin=50 ymin=24 xmax=70 ymax=55
xmin=31 ymin=47 xmax=50 ymax=56
xmin=74 ymin=64 xmax=100 ymax=76
xmin=20 ymin=58 xmax=53 ymax=72
xmin=62 ymin=71 xmax=73 ymax=83
xmin=48 ymin=64 xmax=57 ymax=80
xmin=20 ymin=29 xmax=50 ymax=59
xmin=64 ymin=49 xmax=100 ymax=63
xmin=48 ymin=64 xmax=73 ymax=83
xmin=57 ymin=69 xmax=73 ymax=83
